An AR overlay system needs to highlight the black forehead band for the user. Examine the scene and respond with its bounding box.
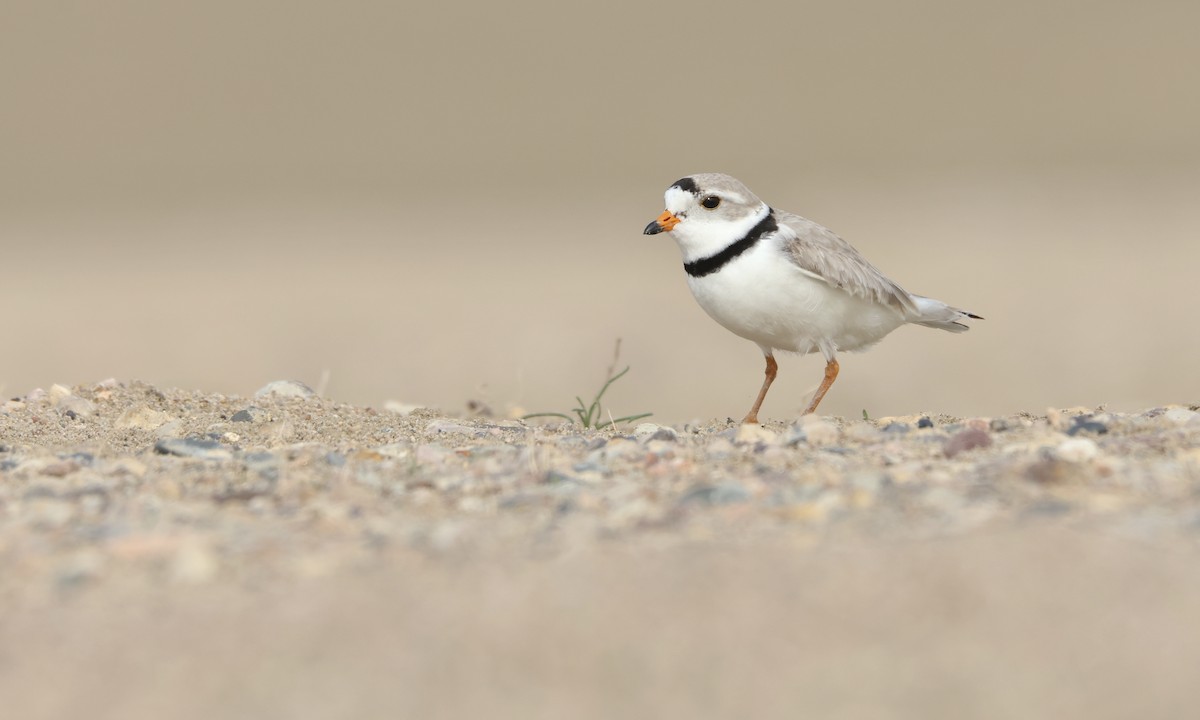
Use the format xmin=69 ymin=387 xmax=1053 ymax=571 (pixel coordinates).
xmin=669 ymin=177 xmax=699 ymax=194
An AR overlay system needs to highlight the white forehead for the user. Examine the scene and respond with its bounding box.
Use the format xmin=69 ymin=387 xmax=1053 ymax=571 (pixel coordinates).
xmin=664 ymin=186 xmax=691 ymax=213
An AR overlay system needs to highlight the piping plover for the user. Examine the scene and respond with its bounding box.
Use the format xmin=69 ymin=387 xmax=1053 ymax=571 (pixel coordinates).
xmin=644 ymin=173 xmax=981 ymax=423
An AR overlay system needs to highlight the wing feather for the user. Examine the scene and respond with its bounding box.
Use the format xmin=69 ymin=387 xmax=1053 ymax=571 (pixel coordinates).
xmin=775 ymin=210 xmax=917 ymax=315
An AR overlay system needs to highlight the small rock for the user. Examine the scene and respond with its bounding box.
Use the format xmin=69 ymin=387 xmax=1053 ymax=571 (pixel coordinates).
xmin=943 ymin=428 xmax=992 ymax=458
xmin=1055 ymin=437 xmax=1099 ymax=463
xmin=154 ymin=437 xmax=233 ymax=461
xmin=56 ymin=394 xmax=96 ymax=418
xmin=1027 ymin=456 xmax=1088 ymax=485
xmin=116 ymin=406 xmax=174 ymax=431
xmin=1067 ymin=415 xmax=1108 ymax=436
xmin=917 ymin=417 xmax=934 ymax=429
xmin=255 ymin=380 xmax=317 ymax=399
xmin=783 ymin=419 xmax=839 ymax=447
xmin=230 ymin=406 xmax=270 ymax=423
xmin=1163 ymin=407 xmax=1199 ymax=425
xmin=634 ymin=423 xmax=679 ymax=443
xmin=40 ymin=460 xmax=81 ymax=477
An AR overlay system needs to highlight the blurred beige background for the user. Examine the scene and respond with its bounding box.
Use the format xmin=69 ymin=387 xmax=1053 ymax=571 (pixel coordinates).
xmin=3 ymin=0 xmax=1198 ymax=421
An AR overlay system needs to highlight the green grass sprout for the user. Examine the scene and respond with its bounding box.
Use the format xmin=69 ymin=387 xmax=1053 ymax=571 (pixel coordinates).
xmin=523 ymin=340 xmax=652 ymax=429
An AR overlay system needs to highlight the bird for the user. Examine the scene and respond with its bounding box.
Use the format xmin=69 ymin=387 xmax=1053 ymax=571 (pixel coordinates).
xmin=644 ymin=173 xmax=981 ymax=423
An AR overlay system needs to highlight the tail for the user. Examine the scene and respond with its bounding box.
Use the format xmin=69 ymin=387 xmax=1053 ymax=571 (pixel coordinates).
xmin=909 ymin=294 xmax=983 ymax=333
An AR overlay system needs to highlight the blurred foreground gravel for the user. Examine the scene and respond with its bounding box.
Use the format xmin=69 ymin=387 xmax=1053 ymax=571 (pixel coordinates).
xmin=2 ymin=380 xmax=1200 ymax=719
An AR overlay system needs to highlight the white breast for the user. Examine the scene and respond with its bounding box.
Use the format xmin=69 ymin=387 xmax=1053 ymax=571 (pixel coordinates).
xmin=684 ymin=234 xmax=906 ymax=357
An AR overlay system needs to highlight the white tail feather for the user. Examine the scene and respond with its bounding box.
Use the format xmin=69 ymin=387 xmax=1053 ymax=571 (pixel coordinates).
xmin=909 ymin=294 xmax=981 ymax=333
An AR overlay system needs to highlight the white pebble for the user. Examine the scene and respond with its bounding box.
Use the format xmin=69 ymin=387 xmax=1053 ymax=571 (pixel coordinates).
xmin=1055 ymin=438 xmax=1099 ymax=463
xmin=255 ymin=380 xmax=317 ymax=399
xmin=1163 ymin=407 xmax=1199 ymax=425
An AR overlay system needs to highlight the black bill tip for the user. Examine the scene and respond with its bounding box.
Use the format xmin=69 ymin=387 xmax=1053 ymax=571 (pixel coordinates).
xmin=643 ymin=220 xmax=663 ymax=235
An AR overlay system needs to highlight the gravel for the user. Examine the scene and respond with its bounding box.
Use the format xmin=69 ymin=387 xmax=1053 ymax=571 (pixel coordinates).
xmin=3 ymin=380 xmax=1200 ymax=718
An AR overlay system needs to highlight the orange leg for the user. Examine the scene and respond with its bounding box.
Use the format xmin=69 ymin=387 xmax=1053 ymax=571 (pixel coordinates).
xmin=742 ymin=354 xmax=778 ymax=425
xmin=802 ymin=358 xmax=840 ymax=415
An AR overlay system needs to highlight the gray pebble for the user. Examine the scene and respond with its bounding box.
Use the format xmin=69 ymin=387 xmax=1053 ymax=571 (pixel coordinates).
xmin=1067 ymin=416 xmax=1108 ymax=436
xmin=154 ymin=437 xmax=233 ymax=461
xmin=917 ymin=417 xmax=934 ymax=429
xmin=231 ymin=406 xmax=270 ymax=423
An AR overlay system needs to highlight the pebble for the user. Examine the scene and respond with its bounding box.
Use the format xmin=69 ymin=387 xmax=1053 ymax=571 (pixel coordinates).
xmin=1067 ymin=416 xmax=1108 ymax=436
xmin=373 ymin=443 xmax=412 ymax=459
xmin=1163 ymin=407 xmax=1199 ymax=425
xmin=6 ymin=377 xmax=1200 ymax=600
xmin=634 ymin=423 xmax=679 ymax=443
xmin=48 ymin=384 xmax=74 ymax=403
xmin=154 ymin=438 xmax=234 ymax=461
xmin=115 ymin=406 xmax=174 ymax=431
xmin=230 ymin=406 xmax=271 ymax=423
xmin=57 ymin=395 xmax=96 ymax=419
xmin=783 ymin=419 xmax=839 ymax=447
xmin=255 ymin=380 xmax=317 ymax=399
xmin=943 ymin=428 xmax=993 ymax=458
xmin=40 ymin=460 xmax=81 ymax=477
xmin=844 ymin=423 xmax=882 ymax=443
xmin=1055 ymin=437 xmax=1099 ymax=463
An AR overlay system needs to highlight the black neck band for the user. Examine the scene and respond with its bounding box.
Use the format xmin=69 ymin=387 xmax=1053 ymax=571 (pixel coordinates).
xmin=684 ymin=209 xmax=777 ymax=278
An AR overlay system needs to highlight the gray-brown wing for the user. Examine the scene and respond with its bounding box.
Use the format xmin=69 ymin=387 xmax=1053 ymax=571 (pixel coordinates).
xmin=775 ymin=210 xmax=917 ymax=315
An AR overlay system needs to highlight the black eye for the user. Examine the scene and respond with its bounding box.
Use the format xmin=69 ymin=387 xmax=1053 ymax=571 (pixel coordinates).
xmin=701 ymin=195 xmax=721 ymax=209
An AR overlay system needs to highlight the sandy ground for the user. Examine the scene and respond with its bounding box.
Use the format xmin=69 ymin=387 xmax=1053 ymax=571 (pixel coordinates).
xmin=3 ymin=380 xmax=1200 ymax=719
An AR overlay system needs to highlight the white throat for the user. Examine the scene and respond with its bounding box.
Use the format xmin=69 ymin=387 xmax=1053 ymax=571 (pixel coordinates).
xmin=670 ymin=203 xmax=771 ymax=264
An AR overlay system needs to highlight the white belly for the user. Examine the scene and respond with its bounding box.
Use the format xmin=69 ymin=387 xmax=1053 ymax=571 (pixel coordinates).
xmin=685 ymin=241 xmax=905 ymax=357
